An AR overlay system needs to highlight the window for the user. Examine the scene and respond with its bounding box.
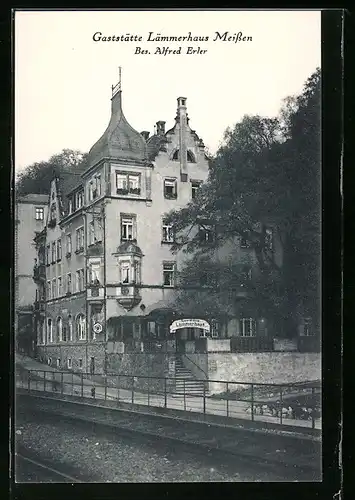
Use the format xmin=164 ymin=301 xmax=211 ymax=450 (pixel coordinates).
xmin=265 ymin=228 xmax=273 ymax=251
xmin=52 ymin=279 xmax=56 ymax=299
xmin=164 ymin=179 xmax=177 ymax=199
xmin=76 ymin=314 xmax=86 ymax=340
xmin=56 ymin=358 xmax=61 ymax=368
xmin=67 ymin=358 xmax=72 ymax=369
xmin=51 ymin=242 xmax=56 ymax=263
xmin=47 ymin=357 xmax=52 ymax=366
xmin=76 ymin=227 xmax=84 ymax=252
xmin=95 ymin=175 xmax=101 ymax=197
xmin=89 ymin=220 xmax=95 ymax=245
xmin=79 ymin=358 xmax=83 ymax=368
xmin=211 ymin=319 xmax=219 ymax=338
xmin=240 ymin=236 xmax=249 ymax=249
xmin=68 ymin=315 xmax=73 ymax=341
xmin=89 ymin=261 xmax=101 ymax=285
xmin=57 ymin=239 xmax=62 ymax=261
xmin=67 ymin=273 xmax=72 ymax=294
xmin=191 ymin=181 xmax=201 ymax=199
xmin=121 ymin=216 xmax=136 ymax=241
xmin=187 ymin=150 xmax=195 ymax=163
xmin=88 ymin=181 xmax=94 ymax=201
xmin=75 ymin=190 xmax=84 ymax=209
xmin=62 ymin=326 xmax=67 ymax=342
xmin=163 ymin=262 xmax=175 ymax=287
xmin=95 ymin=217 xmax=103 ymax=242
xmin=46 ymin=245 xmax=50 ymax=265
xmin=120 ymin=261 xmax=130 ymax=284
xmin=47 ymin=280 xmax=51 ymax=300
xmin=47 ymin=319 xmax=53 ymax=343
xmin=116 ymin=172 xmax=141 ymax=195
xmin=76 ymin=269 xmax=85 ymax=292
xmin=66 ymin=234 xmax=72 ymax=255
xmin=57 ymin=277 xmax=62 ymax=296
xmin=57 ymin=317 xmax=63 ymax=342
xmin=240 ymin=318 xmax=256 ymax=337
xmin=35 ymin=207 xmax=44 ymax=220
xmin=68 ymin=198 xmax=73 ymax=215
xmin=50 ymin=203 xmax=56 ymax=221
xmin=162 ymin=221 xmax=174 ymax=243
xmin=199 ymin=225 xmax=214 ymax=243
xmin=134 ymin=261 xmax=141 ymax=284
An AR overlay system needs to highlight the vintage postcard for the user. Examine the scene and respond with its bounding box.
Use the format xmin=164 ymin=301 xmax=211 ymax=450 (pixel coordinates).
xmin=13 ymin=9 xmax=325 ymax=484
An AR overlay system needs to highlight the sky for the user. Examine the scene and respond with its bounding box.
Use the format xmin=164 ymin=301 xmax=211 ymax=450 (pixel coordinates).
xmin=15 ymin=10 xmax=321 ymax=172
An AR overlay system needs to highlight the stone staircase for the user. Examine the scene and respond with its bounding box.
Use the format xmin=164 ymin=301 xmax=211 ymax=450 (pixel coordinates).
xmin=174 ymin=356 xmax=207 ymax=396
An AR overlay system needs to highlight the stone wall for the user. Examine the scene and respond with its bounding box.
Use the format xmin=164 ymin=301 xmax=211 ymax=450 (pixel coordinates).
xmin=207 ymin=352 xmax=321 ymax=394
xmin=37 ymin=342 xmax=106 ymax=374
xmin=107 ymin=352 xmax=175 ymax=392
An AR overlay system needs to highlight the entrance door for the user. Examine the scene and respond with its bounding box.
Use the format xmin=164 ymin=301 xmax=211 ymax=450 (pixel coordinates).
xmin=90 ymin=357 xmax=95 ymax=375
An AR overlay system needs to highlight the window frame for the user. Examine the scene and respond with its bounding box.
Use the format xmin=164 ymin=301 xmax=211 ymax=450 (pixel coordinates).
xmin=75 ymin=226 xmax=84 ymax=252
xmin=163 ymin=178 xmax=177 ymax=200
xmin=76 ymin=314 xmax=86 ymax=341
xmin=163 ymin=262 xmax=176 ymax=287
xmin=57 ymin=276 xmax=62 ymax=297
xmin=35 ymin=207 xmax=44 ymax=220
xmin=57 ymin=239 xmax=62 ymax=261
xmin=116 ymin=172 xmax=141 ymax=196
xmin=240 ymin=318 xmax=256 ymax=337
xmin=120 ymin=215 xmax=136 ymax=241
xmin=162 ymin=220 xmax=174 ymax=243
xmin=66 ymin=234 xmax=72 ymax=255
xmin=67 ymin=358 xmax=72 ymax=369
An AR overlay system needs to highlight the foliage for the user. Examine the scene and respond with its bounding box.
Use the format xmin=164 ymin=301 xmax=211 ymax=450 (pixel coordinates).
xmin=166 ymin=68 xmax=321 ymax=336
xmin=16 ymin=149 xmax=88 ymax=195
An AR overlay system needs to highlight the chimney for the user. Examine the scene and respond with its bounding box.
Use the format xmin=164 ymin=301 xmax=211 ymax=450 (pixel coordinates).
xmin=141 ymin=131 xmax=150 ymax=141
xmin=177 ymin=97 xmax=188 ymax=178
xmin=156 ymin=121 xmax=166 ymax=136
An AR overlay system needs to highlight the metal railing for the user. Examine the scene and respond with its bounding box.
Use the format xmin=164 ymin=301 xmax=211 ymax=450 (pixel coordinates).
xmin=16 ymin=369 xmax=321 ymax=430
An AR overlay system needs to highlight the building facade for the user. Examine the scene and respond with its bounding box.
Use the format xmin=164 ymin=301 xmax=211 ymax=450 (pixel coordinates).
xmin=32 ymin=81 xmax=317 ymax=375
xmin=15 ymin=194 xmax=48 ymax=354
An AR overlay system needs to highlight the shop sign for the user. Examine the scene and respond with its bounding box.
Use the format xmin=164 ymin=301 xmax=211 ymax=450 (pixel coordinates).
xmin=169 ymin=319 xmax=210 ymax=333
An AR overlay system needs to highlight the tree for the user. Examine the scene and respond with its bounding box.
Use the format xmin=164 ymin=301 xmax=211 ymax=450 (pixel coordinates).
xmin=15 ymin=149 xmax=88 ymax=195
xmin=165 ymin=68 xmax=321 ymax=338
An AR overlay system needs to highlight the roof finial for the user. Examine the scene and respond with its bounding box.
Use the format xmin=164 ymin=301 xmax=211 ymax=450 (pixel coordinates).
xmin=112 ymin=66 xmax=122 ymax=97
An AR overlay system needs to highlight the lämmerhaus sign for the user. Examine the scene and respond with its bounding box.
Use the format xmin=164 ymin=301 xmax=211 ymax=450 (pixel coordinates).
xmin=169 ymin=319 xmax=210 ymax=333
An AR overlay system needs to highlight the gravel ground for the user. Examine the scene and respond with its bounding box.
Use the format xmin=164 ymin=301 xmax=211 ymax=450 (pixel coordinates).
xmin=15 ymin=413 xmax=295 ymax=483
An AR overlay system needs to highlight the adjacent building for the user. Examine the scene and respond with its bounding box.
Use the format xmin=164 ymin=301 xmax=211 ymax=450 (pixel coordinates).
xmin=15 ymin=194 xmax=48 ymax=354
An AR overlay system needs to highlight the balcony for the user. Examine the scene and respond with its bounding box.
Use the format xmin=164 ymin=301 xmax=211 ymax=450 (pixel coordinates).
xmin=116 ymin=284 xmax=142 ymax=310
xmin=33 ymin=264 xmax=46 ymax=282
xmin=87 ymin=241 xmax=103 ymax=256
xmin=230 ymin=336 xmax=274 ymax=353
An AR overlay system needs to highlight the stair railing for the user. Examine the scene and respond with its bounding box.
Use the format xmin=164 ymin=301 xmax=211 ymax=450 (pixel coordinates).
xmin=180 ymin=353 xmax=208 ymax=380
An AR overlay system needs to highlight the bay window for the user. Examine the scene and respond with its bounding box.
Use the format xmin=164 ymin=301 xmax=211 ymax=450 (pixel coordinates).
xmin=116 ymin=172 xmax=141 ymax=195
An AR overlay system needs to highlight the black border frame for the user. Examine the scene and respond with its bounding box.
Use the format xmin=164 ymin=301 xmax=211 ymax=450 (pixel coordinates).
xmin=2 ymin=7 xmax=344 ymax=500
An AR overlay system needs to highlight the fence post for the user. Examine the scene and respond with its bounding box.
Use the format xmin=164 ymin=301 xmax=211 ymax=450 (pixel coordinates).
xmin=164 ymin=377 xmax=167 ymax=408
xmin=251 ymin=384 xmax=254 ymax=421
xmin=311 ymin=386 xmax=315 ymax=429
xmin=226 ymin=382 xmax=229 ymax=418
xmin=183 ymin=379 xmax=186 ymax=411
xmin=132 ymin=376 xmax=134 ymax=405
xmin=36 ymin=372 xmax=38 ymax=391
xmin=147 ymin=378 xmax=150 ymax=407
xmin=81 ymin=373 xmax=84 ymax=398
xmin=28 ymin=371 xmax=30 ymax=393
xmin=71 ymin=372 xmax=74 ymax=396
xmin=61 ymin=372 xmax=64 ymax=395
xmin=203 ymin=380 xmax=206 ymax=416
xmin=280 ymin=386 xmax=283 ymax=425
xmin=43 ymin=371 xmax=46 ymax=392
xmin=104 ymin=375 xmax=107 ymax=401
xmin=117 ymin=375 xmax=120 ymax=403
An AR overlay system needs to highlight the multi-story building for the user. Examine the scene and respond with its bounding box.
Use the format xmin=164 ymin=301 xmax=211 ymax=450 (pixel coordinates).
xmin=15 ymin=194 xmax=48 ymax=354
xmin=33 ymin=80 xmax=214 ymax=373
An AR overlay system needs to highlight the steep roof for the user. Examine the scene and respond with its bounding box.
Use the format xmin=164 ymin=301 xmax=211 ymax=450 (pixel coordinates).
xmin=87 ymin=90 xmax=147 ymax=167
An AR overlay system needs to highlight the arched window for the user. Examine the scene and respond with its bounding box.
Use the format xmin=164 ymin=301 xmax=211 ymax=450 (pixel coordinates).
xmin=187 ymin=150 xmax=195 ymax=163
xmin=47 ymin=318 xmax=53 ymax=343
xmin=41 ymin=320 xmax=46 ymax=345
xmin=68 ymin=315 xmax=73 ymax=341
xmin=57 ymin=317 xmax=63 ymax=342
xmin=76 ymin=314 xmax=86 ymax=340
